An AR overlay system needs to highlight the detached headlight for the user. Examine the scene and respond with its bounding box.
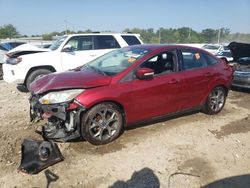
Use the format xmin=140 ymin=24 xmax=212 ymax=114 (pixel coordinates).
xmin=4 ymin=56 xmax=22 ymax=65
xmin=39 ymin=89 xmax=84 ymax=104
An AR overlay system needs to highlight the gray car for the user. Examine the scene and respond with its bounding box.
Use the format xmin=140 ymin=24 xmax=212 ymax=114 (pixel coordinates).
xmin=231 ymin=57 xmax=250 ymax=89
xmin=228 ymin=42 xmax=250 ymax=89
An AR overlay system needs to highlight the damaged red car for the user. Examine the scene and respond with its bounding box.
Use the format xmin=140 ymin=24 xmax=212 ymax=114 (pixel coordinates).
xmin=30 ymin=44 xmax=233 ymax=145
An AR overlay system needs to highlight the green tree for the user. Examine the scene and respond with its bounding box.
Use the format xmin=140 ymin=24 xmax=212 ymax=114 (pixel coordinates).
xmin=42 ymin=33 xmax=53 ymax=40
xmin=201 ymin=28 xmax=217 ymax=43
xmin=0 ymin=24 xmax=19 ymax=39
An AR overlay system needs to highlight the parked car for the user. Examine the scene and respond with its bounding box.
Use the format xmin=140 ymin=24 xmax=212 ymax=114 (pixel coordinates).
xmin=3 ymin=33 xmax=143 ymax=91
xmin=0 ymin=46 xmax=8 ymax=79
xmin=4 ymin=43 xmax=51 ymax=60
xmin=202 ymin=44 xmax=229 ymax=55
xmin=214 ymin=50 xmax=233 ymax=62
xmin=0 ymin=41 xmax=26 ymax=51
xmin=29 ymin=44 xmax=233 ymax=145
xmin=231 ymin=57 xmax=250 ymax=89
xmin=0 ymin=41 xmax=26 ymax=79
xmin=228 ymin=42 xmax=250 ymax=89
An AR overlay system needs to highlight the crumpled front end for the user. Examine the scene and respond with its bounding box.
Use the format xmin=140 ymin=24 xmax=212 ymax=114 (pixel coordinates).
xmin=30 ymin=93 xmax=86 ymax=141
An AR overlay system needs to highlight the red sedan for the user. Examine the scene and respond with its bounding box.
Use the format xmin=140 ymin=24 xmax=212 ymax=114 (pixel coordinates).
xmin=30 ymin=44 xmax=233 ymax=145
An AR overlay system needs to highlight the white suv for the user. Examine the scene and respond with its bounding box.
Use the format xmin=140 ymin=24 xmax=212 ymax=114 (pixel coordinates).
xmin=3 ymin=33 xmax=143 ymax=91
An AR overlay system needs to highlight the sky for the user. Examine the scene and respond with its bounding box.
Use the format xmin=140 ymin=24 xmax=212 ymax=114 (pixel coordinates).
xmin=0 ymin=0 xmax=250 ymax=35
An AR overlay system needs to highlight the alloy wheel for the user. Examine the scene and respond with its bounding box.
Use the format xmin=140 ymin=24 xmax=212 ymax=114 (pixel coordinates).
xmin=89 ymin=108 xmax=119 ymax=141
xmin=209 ymin=88 xmax=225 ymax=112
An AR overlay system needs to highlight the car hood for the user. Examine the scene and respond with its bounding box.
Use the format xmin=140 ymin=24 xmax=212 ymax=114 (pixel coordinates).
xmin=228 ymin=42 xmax=250 ymax=60
xmin=6 ymin=44 xmax=51 ymax=58
xmin=30 ymin=69 xmax=112 ymax=94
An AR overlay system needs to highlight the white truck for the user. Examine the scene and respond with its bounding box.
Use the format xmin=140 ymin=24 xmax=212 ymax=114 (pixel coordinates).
xmin=3 ymin=33 xmax=143 ymax=91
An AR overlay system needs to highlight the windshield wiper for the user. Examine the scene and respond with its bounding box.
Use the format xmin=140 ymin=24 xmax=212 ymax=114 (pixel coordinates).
xmin=84 ymin=65 xmax=106 ymax=75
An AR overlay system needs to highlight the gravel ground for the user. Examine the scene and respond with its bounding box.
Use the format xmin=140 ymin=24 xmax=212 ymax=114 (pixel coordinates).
xmin=0 ymin=80 xmax=249 ymax=188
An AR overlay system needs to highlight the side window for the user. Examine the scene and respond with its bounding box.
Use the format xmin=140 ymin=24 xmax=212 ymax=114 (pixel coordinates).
xmin=181 ymin=50 xmax=207 ymax=70
xmin=121 ymin=35 xmax=141 ymax=45
xmin=140 ymin=51 xmax=176 ymax=75
xmin=94 ymin=35 xmax=120 ymax=49
xmin=65 ymin=36 xmax=93 ymax=51
xmin=81 ymin=36 xmax=94 ymax=50
xmin=204 ymin=53 xmax=218 ymax=65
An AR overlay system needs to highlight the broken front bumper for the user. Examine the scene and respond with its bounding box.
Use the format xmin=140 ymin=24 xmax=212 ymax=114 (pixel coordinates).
xmin=29 ymin=94 xmax=86 ymax=141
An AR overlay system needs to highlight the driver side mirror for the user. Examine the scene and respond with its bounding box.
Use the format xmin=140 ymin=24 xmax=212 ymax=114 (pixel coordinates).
xmin=136 ymin=68 xmax=154 ymax=80
xmin=62 ymin=44 xmax=74 ymax=52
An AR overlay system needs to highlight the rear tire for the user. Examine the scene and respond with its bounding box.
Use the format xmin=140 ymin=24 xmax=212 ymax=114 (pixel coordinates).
xmin=26 ymin=69 xmax=52 ymax=91
xmin=203 ymin=86 xmax=226 ymax=115
xmin=81 ymin=102 xmax=123 ymax=145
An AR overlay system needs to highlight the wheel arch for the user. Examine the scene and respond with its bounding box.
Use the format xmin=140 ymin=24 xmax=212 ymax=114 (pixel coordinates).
xmin=210 ymin=84 xmax=229 ymax=96
xmin=24 ymin=65 xmax=56 ymax=85
xmin=84 ymin=100 xmax=127 ymax=125
xmin=202 ymin=85 xmax=228 ymax=115
xmin=202 ymin=84 xmax=229 ymax=105
xmin=80 ymin=100 xmax=126 ymax=145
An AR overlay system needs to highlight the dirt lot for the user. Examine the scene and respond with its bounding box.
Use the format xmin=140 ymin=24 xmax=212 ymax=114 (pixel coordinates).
xmin=0 ymin=80 xmax=249 ymax=188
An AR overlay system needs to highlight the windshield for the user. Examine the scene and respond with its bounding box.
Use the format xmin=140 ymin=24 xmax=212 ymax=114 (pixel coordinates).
xmin=49 ymin=36 xmax=67 ymax=50
xmin=82 ymin=47 xmax=150 ymax=76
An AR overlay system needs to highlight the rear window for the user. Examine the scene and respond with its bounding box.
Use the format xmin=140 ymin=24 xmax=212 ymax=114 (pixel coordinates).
xmin=94 ymin=35 xmax=120 ymax=49
xmin=204 ymin=53 xmax=218 ymax=65
xmin=121 ymin=35 xmax=141 ymax=45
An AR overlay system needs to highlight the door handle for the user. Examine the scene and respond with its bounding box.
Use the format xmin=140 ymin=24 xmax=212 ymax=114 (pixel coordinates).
xmin=90 ymin=54 xmax=97 ymax=57
xmin=168 ymin=79 xmax=179 ymax=84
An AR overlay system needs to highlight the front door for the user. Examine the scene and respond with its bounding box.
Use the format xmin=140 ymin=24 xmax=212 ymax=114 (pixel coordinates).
xmin=130 ymin=51 xmax=183 ymax=122
xmin=61 ymin=35 xmax=120 ymax=71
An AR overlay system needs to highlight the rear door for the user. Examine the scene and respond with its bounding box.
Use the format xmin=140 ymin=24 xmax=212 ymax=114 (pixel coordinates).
xmin=177 ymin=49 xmax=217 ymax=109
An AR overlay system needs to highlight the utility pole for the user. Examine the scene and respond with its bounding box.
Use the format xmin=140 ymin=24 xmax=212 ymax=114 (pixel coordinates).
xmin=217 ymin=29 xmax=221 ymax=43
xmin=64 ymin=20 xmax=68 ymax=35
xmin=188 ymin=27 xmax=191 ymax=38
xmin=159 ymin=28 xmax=161 ymax=44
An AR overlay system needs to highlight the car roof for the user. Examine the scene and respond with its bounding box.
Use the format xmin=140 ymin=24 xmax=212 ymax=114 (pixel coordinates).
xmin=65 ymin=33 xmax=141 ymax=37
xmin=127 ymin=44 xmax=203 ymax=51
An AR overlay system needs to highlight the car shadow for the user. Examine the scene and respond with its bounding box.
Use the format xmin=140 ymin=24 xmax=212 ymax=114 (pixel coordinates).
xmin=109 ymin=167 xmax=160 ymax=188
xmin=231 ymin=86 xmax=250 ymax=93
xmin=202 ymin=174 xmax=250 ymax=188
xmin=125 ymin=109 xmax=200 ymax=131
xmin=65 ymin=109 xmax=200 ymax=143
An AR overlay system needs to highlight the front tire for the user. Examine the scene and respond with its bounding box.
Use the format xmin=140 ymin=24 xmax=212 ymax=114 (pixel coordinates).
xmin=203 ymin=86 xmax=226 ymax=115
xmin=81 ymin=103 xmax=123 ymax=145
xmin=26 ymin=69 xmax=52 ymax=91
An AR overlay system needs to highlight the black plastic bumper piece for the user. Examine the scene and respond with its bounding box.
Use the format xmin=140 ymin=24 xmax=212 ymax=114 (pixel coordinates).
xmin=17 ymin=84 xmax=28 ymax=92
xmin=17 ymin=139 xmax=64 ymax=174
